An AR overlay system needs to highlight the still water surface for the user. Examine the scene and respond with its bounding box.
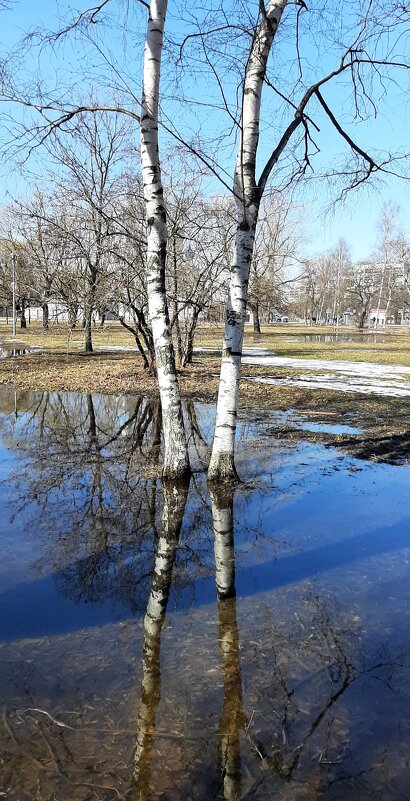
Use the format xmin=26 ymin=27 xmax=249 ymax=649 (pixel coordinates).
xmin=0 ymin=387 xmax=409 ymax=800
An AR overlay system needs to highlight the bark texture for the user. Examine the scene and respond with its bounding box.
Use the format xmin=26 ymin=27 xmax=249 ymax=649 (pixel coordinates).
xmin=141 ymin=0 xmax=190 ymax=479
xmin=208 ymin=0 xmax=288 ymax=482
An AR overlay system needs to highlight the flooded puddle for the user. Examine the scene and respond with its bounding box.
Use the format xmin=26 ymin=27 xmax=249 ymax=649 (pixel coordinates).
xmin=0 ymin=387 xmax=409 ymax=800
xmin=0 ymin=341 xmax=39 ymax=358
xmin=281 ymin=332 xmax=391 ymax=343
xmin=261 ymin=409 xmax=363 ymax=437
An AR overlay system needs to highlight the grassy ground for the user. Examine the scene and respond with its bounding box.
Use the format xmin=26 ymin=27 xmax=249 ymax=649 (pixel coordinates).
xmin=1 ymin=319 xmax=409 ymax=392
xmin=1 ymin=320 xmax=409 ymax=464
xmin=203 ymin=323 xmax=410 ymax=365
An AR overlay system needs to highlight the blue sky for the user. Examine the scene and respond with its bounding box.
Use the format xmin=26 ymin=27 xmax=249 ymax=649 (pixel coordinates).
xmin=1 ymin=0 xmax=409 ymax=261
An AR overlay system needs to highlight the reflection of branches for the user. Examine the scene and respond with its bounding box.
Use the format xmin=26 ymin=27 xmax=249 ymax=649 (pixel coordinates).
xmin=248 ymin=594 xmax=408 ymax=786
xmin=132 ymin=479 xmax=190 ymax=799
xmin=0 ymin=388 xmax=168 ymax=610
xmin=185 ymin=399 xmax=210 ymax=469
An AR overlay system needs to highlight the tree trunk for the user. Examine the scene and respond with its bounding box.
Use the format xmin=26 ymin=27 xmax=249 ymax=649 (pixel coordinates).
xmin=84 ymin=266 xmax=97 ymax=353
xmin=181 ymin=306 xmax=200 ymax=367
xmin=208 ymin=0 xmax=287 ymax=482
xmin=171 ymin=234 xmax=183 ymax=366
xmin=208 ymin=212 xmax=258 ymax=482
xmin=42 ymin=303 xmax=49 ymax=331
xmin=253 ymin=301 xmax=261 ymax=334
xmin=84 ymin=303 xmax=93 ymax=353
xmin=20 ymin=300 xmax=27 ymax=329
xmin=68 ymin=306 xmax=78 ymax=329
xmin=140 ymin=0 xmax=190 ymax=479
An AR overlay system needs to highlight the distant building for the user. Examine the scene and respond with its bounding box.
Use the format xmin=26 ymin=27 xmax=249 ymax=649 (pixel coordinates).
xmin=368 ymin=308 xmax=386 ymax=326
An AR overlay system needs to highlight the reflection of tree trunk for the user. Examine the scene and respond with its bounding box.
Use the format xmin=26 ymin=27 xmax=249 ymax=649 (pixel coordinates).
xmin=132 ymin=479 xmax=190 ymax=798
xmin=210 ymin=486 xmax=244 ymax=801
xmin=87 ymin=394 xmax=97 ymax=440
xmin=149 ymin=401 xmax=162 ymax=458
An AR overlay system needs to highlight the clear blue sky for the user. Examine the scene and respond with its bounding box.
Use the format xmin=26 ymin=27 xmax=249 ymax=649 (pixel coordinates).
xmin=1 ymin=0 xmax=409 ymax=261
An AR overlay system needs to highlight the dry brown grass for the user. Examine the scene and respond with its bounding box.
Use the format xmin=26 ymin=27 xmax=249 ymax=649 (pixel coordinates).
xmin=1 ymin=321 xmax=409 ymax=425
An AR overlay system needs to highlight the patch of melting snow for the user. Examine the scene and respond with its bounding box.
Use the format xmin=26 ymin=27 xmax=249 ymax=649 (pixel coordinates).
xmin=247 ymin=374 xmax=410 ymax=397
xmin=202 ymin=347 xmax=410 ymax=398
xmin=241 ymin=352 xmax=410 ymax=380
xmin=94 ymin=345 xmax=138 ymax=352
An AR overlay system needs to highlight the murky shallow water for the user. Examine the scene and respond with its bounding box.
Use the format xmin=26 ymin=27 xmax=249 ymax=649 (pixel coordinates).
xmin=0 ymin=343 xmax=38 ymax=358
xmin=0 ymin=387 xmax=409 ymax=800
xmin=281 ymin=332 xmax=391 ymax=343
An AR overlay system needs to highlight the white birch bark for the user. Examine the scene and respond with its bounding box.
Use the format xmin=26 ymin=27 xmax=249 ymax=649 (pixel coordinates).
xmin=141 ymin=0 xmax=190 ymax=479
xmin=208 ymin=0 xmax=288 ymax=482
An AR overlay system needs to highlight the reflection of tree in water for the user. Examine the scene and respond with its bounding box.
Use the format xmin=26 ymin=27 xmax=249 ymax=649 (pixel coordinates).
xmin=0 ymin=388 xmax=165 ymax=611
xmin=132 ymin=479 xmax=190 ymax=799
xmin=0 ymin=388 xmax=409 ymax=798
xmin=131 ymin=481 xmax=244 ymax=801
xmin=210 ymin=487 xmax=409 ymax=801
xmin=0 ymin=388 xmax=217 ymax=613
xmin=0 ymin=469 xmax=408 ymax=799
xmin=211 ymin=485 xmax=245 ymax=801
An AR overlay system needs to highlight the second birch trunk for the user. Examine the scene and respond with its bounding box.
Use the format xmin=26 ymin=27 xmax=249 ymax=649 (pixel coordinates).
xmin=209 ymin=1 xmax=288 ymax=482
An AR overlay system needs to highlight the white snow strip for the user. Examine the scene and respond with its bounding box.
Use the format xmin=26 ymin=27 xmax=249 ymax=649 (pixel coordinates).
xmin=246 ymin=374 xmax=410 ymax=397
xmin=241 ymin=353 xmax=410 ymax=381
xmin=198 ymin=348 xmax=410 ymax=398
xmin=94 ymin=345 xmax=139 ymax=352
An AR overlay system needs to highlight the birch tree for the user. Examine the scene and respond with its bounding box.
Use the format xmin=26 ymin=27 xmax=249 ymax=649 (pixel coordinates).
xmin=1 ymin=0 xmax=409 ymax=479
xmin=140 ymin=0 xmax=190 ymax=479
xmin=208 ymin=1 xmax=290 ymax=481
xmin=205 ymin=0 xmax=409 ymax=480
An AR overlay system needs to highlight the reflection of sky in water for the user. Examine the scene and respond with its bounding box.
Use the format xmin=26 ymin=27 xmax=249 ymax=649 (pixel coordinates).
xmin=0 ymin=387 xmax=408 ymax=638
xmin=0 ymin=386 xmax=409 ymax=800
